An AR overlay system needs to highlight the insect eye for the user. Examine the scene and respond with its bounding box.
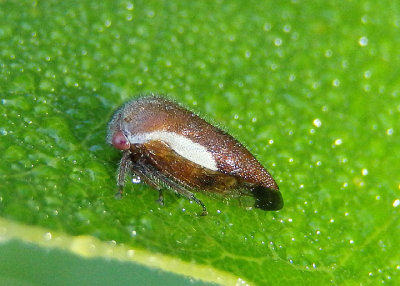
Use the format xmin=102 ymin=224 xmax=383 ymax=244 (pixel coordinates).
xmin=112 ymin=131 xmax=130 ymax=150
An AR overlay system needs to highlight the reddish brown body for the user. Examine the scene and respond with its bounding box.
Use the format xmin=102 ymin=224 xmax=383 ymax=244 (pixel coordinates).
xmin=107 ymin=96 xmax=282 ymax=214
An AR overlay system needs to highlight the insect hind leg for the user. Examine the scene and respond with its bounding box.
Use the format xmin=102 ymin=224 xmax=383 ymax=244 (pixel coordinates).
xmin=158 ymin=175 xmax=208 ymax=216
xmin=136 ymin=161 xmax=208 ymax=216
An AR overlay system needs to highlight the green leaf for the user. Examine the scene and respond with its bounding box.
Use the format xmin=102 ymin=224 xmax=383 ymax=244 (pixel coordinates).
xmin=1 ymin=0 xmax=399 ymax=285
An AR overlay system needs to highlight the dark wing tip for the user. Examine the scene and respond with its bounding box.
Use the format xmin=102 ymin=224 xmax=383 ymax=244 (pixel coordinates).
xmin=252 ymin=186 xmax=283 ymax=211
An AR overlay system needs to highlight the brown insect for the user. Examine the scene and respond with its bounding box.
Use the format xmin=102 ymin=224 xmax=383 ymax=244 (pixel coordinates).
xmin=107 ymin=95 xmax=283 ymax=215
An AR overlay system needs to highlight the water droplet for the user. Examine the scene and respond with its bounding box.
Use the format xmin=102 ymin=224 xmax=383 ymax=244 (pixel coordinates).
xmin=392 ymin=199 xmax=400 ymax=208
xmin=362 ymin=168 xmax=368 ymax=176
xmin=312 ymin=81 xmax=320 ymax=89
xmin=363 ymin=84 xmax=371 ymax=92
xmin=131 ymin=176 xmax=141 ymax=184
xmin=364 ymin=70 xmax=371 ymax=79
xmin=274 ymin=38 xmax=282 ymax=46
xmin=283 ymin=24 xmax=291 ymax=33
xmin=325 ymin=49 xmax=333 ymax=57
xmin=334 ymin=138 xmax=343 ymax=146
xmin=147 ymin=10 xmax=155 ymax=18
xmin=237 ymin=278 xmax=248 ymax=285
xmin=332 ymin=79 xmax=340 ymax=87
xmin=359 ymin=36 xmax=368 ymax=46
xmin=361 ymin=15 xmax=368 ymax=24
xmin=386 ymin=128 xmax=394 ymax=136
xmin=263 ymin=23 xmax=271 ymax=31
xmin=313 ymin=118 xmax=322 ymax=128
xmin=44 ymin=232 xmax=52 ymax=241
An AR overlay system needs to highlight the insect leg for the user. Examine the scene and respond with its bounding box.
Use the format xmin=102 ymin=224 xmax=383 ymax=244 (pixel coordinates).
xmin=157 ymin=175 xmax=208 ymax=216
xmin=157 ymin=189 xmax=164 ymax=206
xmin=134 ymin=159 xmax=207 ymax=215
xmin=116 ymin=150 xmax=132 ymax=199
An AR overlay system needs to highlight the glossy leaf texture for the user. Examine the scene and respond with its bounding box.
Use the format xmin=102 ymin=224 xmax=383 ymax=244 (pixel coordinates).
xmin=1 ymin=0 xmax=400 ymax=285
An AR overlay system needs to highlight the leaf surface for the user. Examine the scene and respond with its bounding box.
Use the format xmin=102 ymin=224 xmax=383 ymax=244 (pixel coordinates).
xmin=1 ymin=0 xmax=399 ymax=285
